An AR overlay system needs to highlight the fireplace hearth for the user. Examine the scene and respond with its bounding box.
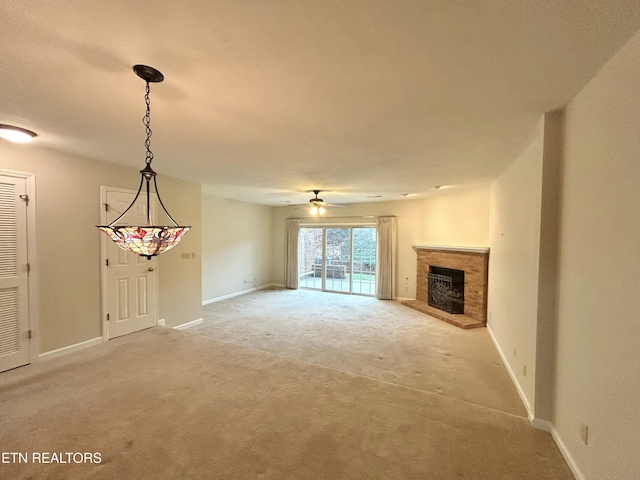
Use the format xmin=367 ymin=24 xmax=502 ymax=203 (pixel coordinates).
xmin=428 ymin=266 xmax=464 ymax=314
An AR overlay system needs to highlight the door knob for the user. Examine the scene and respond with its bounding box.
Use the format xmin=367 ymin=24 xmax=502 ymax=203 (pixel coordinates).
xmin=148 ymin=267 xmax=154 ymax=272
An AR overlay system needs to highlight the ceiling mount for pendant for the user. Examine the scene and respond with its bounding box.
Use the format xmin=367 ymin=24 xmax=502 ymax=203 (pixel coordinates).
xmin=97 ymin=65 xmax=191 ymax=260
xmin=133 ymin=64 xmax=164 ymax=83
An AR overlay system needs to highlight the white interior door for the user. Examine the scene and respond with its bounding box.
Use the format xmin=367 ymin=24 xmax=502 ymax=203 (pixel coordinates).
xmin=103 ymin=188 xmax=158 ymax=339
xmin=0 ymin=175 xmax=30 ymax=372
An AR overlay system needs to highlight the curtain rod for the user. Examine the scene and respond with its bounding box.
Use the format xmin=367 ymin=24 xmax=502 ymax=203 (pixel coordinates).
xmin=287 ymin=215 xmax=396 ymax=220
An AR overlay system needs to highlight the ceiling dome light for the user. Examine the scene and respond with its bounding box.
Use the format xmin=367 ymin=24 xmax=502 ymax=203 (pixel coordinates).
xmin=0 ymin=124 xmax=37 ymax=143
xmin=310 ymin=206 xmax=319 ymax=215
xmin=318 ymin=206 xmax=326 ymax=215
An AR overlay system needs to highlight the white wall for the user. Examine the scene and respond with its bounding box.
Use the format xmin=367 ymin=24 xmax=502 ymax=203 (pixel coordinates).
xmin=487 ymin=117 xmax=544 ymax=414
xmin=553 ymin=29 xmax=640 ymax=480
xmin=271 ymin=191 xmax=489 ymax=299
xmin=201 ymin=195 xmax=272 ymax=302
xmin=0 ymin=142 xmax=202 ymax=351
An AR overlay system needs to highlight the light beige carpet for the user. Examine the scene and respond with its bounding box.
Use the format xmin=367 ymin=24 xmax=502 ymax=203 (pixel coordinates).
xmin=0 ymin=289 xmax=572 ymax=479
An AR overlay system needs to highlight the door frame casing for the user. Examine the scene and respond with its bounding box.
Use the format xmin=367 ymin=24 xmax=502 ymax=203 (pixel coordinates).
xmin=99 ymin=185 xmax=160 ymax=341
xmin=0 ymin=168 xmax=38 ymax=362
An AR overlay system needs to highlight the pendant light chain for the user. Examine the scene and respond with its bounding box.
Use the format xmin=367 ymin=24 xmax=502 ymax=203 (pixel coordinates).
xmin=143 ymin=82 xmax=154 ymax=166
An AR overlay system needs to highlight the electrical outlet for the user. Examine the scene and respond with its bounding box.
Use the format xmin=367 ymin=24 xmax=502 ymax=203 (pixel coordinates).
xmin=191 ymin=252 xmax=196 ymax=259
xmin=580 ymin=423 xmax=589 ymax=445
xmin=181 ymin=252 xmax=189 ymax=260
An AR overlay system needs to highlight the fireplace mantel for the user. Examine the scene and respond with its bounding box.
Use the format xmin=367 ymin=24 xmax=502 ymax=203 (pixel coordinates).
xmin=403 ymin=245 xmax=490 ymax=329
xmin=412 ymin=244 xmax=490 ymax=254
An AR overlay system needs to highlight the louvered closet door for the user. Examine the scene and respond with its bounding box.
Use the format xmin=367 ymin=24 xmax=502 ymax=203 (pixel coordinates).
xmin=0 ymin=175 xmax=29 ymax=373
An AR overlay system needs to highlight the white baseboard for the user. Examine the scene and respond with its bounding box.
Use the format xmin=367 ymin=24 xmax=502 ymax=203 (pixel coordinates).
xmin=531 ymin=418 xmax=552 ymax=432
xmin=487 ymin=325 xmax=583 ymax=480
xmin=173 ymin=318 xmax=204 ymax=330
xmin=395 ymin=296 xmax=415 ymax=302
xmin=203 ymin=287 xmax=255 ymax=305
xmin=550 ymin=426 xmax=585 ymax=480
xmin=202 ymin=283 xmax=281 ymax=305
xmin=486 ymin=324 xmax=532 ymax=418
xmin=157 ymin=318 xmax=166 ymax=326
xmin=38 ymin=336 xmax=103 ymax=360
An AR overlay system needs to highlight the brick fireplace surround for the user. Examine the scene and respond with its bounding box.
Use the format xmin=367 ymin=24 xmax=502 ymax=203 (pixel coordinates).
xmin=402 ymin=245 xmax=489 ymax=329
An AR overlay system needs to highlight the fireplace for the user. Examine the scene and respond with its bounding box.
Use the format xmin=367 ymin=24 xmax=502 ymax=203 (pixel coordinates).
xmin=428 ymin=266 xmax=464 ymax=314
xmin=402 ymin=245 xmax=489 ymax=329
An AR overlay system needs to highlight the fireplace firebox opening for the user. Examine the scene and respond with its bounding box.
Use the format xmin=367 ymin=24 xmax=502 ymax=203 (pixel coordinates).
xmin=428 ymin=266 xmax=465 ymax=314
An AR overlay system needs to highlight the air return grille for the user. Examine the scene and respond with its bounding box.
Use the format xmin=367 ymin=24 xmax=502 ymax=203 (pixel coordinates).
xmin=0 ymin=182 xmax=17 ymax=278
xmin=0 ymin=288 xmax=19 ymax=357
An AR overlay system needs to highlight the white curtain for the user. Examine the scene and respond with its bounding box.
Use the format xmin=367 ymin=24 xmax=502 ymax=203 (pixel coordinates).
xmin=284 ymin=219 xmax=300 ymax=289
xmin=376 ymin=216 xmax=397 ymax=300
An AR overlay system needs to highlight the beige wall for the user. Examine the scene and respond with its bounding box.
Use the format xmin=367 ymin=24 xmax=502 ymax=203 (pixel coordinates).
xmin=201 ymin=195 xmax=272 ymax=302
xmin=0 ymin=142 xmax=202 ymax=352
xmin=420 ymin=187 xmax=490 ymax=246
xmin=552 ymin=29 xmax=640 ymax=480
xmin=271 ymin=191 xmax=489 ymax=299
xmin=487 ymin=117 xmax=544 ymax=413
xmin=486 ymin=29 xmax=640 ymax=479
xmin=533 ymin=110 xmax=562 ymax=423
xmin=157 ymin=176 xmax=203 ymax=328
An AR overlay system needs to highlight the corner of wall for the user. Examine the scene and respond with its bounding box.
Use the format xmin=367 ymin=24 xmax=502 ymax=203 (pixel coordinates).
xmin=487 ymin=115 xmax=545 ymax=417
xmin=532 ymin=110 xmax=564 ymax=423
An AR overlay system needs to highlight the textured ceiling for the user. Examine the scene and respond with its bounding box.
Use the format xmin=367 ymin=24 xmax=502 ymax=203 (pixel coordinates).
xmin=1 ymin=1 xmax=640 ymax=205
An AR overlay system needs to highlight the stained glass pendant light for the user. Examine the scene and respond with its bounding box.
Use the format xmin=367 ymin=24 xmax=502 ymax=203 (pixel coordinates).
xmin=97 ymin=65 xmax=191 ymax=260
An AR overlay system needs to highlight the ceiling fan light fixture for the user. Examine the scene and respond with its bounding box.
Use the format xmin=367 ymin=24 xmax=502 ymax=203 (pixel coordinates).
xmin=0 ymin=124 xmax=37 ymax=143
xmin=97 ymin=65 xmax=191 ymax=260
xmin=304 ymin=190 xmax=341 ymax=215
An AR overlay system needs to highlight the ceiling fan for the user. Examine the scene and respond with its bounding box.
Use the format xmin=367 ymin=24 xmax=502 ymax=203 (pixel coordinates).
xmin=289 ymin=190 xmax=346 ymax=215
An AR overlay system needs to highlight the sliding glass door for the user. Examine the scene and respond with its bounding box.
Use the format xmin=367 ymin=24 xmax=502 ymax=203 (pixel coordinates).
xmin=324 ymin=228 xmax=350 ymax=292
xmin=298 ymin=227 xmax=323 ymax=290
xmin=298 ymin=226 xmax=376 ymax=296
xmin=352 ymin=227 xmax=376 ymax=295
